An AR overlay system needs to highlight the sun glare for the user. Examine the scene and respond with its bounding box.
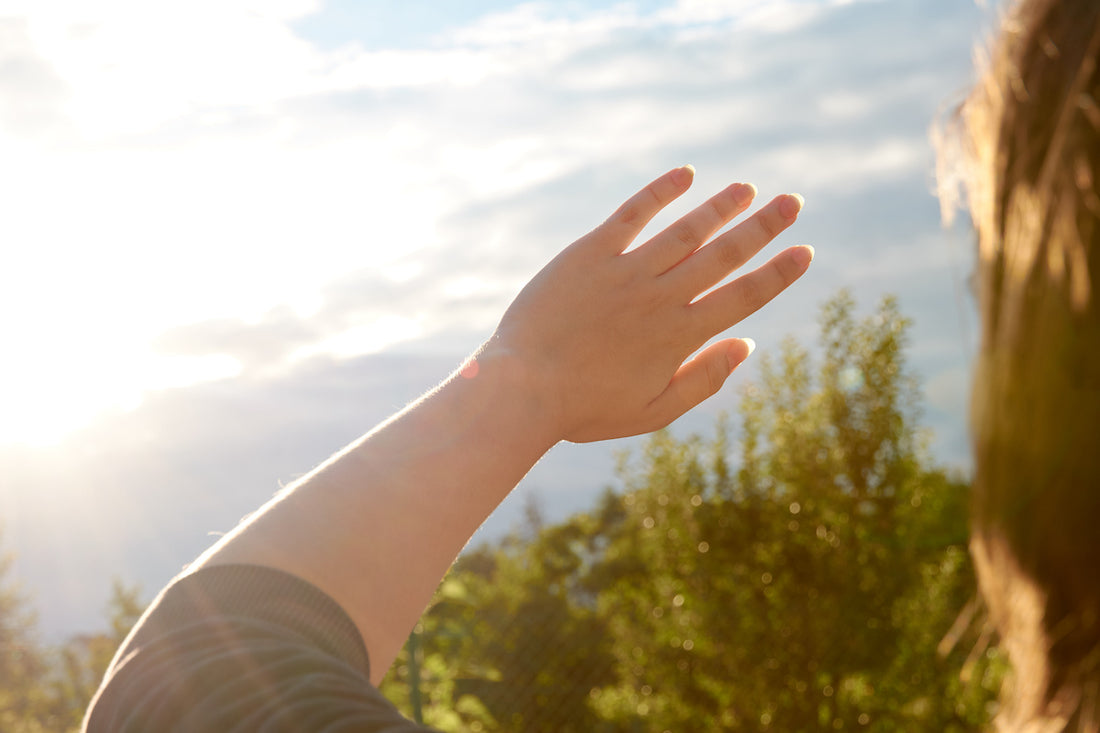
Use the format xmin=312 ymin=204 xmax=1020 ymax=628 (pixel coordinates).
xmin=0 ymin=342 xmax=244 ymax=447
xmin=0 ymin=303 xmax=432 ymax=447
xmin=290 ymin=315 xmax=423 ymax=362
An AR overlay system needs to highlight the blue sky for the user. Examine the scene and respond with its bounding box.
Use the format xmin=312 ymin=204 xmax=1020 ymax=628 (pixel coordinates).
xmin=1 ymin=0 xmax=999 ymax=639
xmin=292 ymin=0 xmax=675 ymax=49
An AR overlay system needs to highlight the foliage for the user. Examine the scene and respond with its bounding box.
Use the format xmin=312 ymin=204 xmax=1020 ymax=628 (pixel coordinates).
xmin=0 ymin=536 xmax=144 ymax=733
xmin=382 ymin=509 xmax=620 ymax=732
xmin=0 ymin=543 xmax=53 ymax=732
xmin=44 ymin=580 xmax=145 ymax=731
xmin=0 ymin=291 xmax=1004 ymax=730
xmin=384 ymin=291 xmax=1005 ymax=731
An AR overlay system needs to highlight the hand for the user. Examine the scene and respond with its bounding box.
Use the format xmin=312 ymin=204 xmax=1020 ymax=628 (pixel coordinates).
xmin=486 ymin=165 xmax=814 ymax=443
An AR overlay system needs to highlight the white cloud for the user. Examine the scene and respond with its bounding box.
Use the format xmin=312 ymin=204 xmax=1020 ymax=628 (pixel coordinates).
xmin=0 ymin=0 xmax=992 ymax=449
xmin=0 ymin=0 xmax=1012 ymax=651
xmin=658 ymin=0 xmax=834 ymax=30
xmin=16 ymin=5 xmax=305 ymax=134
xmin=449 ymin=2 xmax=641 ymax=47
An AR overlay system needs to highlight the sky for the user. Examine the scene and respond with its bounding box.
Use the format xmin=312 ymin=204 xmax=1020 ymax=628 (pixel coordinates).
xmin=0 ymin=0 xmax=1000 ymax=640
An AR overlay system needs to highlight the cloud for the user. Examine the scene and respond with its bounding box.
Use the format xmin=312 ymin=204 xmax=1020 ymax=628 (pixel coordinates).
xmin=0 ymin=0 xmax=1001 ymax=641
xmin=0 ymin=18 xmax=69 ymax=138
xmin=37 ymin=0 xmax=992 ymax=411
xmin=151 ymin=308 xmax=321 ymax=371
xmin=12 ymin=0 xmax=329 ymax=137
xmin=1 ymin=347 xmax=452 ymax=634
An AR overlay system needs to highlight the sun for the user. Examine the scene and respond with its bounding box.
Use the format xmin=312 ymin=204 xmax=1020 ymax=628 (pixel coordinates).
xmin=0 ymin=328 xmax=243 ymax=447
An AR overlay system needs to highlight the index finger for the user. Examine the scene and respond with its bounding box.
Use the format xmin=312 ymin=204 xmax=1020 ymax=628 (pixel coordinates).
xmin=599 ymin=165 xmax=696 ymax=253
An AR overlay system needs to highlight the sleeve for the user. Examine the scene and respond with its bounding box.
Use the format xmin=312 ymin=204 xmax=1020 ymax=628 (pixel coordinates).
xmin=83 ymin=564 xmax=437 ymax=733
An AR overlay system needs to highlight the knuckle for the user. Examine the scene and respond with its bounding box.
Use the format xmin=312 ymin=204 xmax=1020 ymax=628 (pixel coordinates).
xmin=703 ymin=354 xmax=727 ymax=394
xmin=715 ymin=240 xmax=745 ymax=269
xmin=618 ymin=205 xmax=643 ymax=226
xmin=754 ymin=210 xmax=780 ymax=240
xmin=774 ymin=251 xmax=802 ymax=283
xmin=707 ymin=196 xmax=730 ymax=223
xmin=617 ymin=185 xmax=662 ymax=226
xmin=674 ymin=223 xmax=699 ymax=249
xmin=642 ymin=182 xmax=664 ymax=211
xmin=738 ymin=275 xmax=764 ymax=312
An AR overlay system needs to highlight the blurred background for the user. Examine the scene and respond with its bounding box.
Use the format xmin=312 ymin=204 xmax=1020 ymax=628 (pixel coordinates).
xmin=1 ymin=0 xmax=1004 ymax=729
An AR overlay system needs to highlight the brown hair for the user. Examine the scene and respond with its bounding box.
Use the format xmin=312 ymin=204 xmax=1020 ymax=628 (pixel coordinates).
xmin=946 ymin=0 xmax=1100 ymax=729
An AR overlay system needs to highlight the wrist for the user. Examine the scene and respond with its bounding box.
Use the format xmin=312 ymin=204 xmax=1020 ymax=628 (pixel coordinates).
xmin=470 ymin=335 xmax=566 ymax=449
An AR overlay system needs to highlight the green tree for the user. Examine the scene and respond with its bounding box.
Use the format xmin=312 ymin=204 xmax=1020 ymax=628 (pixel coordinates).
xmin=45 ymin=580 xmax=145 ymax=731
xmin=0 ymin=535 xmax=53 ymax=732
xmin=588 ymin=292 xmax=1002 ymax=730
xmin=389 ymin=291 xmax=1004 ymax=731
xmin=0 ymin=525 xmax=146 ymax=733
xmin=383 ymin=508 xmax=620 ymax=732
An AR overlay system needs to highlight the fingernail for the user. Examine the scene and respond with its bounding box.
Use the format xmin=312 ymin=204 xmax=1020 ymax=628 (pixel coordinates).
xmin=732 ymin=182 xmax=757 ymax=206
xmin=673 ymin=164 xmax=696 ymax=186
xmin=794 ymin=245 xmax=815 ymax=267
xmin=728 ymin=338 xmax=756 ymax=370
xmin=779 ymin=193 xmax=804 ymax=219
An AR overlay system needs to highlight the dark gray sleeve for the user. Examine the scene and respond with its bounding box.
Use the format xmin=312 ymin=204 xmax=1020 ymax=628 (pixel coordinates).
xmin=83 ymin=564 xmax=436 ymax=733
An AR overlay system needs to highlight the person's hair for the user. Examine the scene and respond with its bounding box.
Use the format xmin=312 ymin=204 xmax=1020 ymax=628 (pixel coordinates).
xmin=944 ymin=0 xmax=1100 ymax=729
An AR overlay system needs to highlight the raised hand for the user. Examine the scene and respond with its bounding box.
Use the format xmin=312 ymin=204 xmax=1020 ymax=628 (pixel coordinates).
xmin=487 ymin=165 xmax=813 ymax=442
xmin=174 ymin=166 xmax=814 ymax=688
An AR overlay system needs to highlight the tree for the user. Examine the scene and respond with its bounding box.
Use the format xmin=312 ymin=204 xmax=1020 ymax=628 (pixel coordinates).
xmin=45 ymin=580 xmax=145 ymax=731
xmin=588 ymin=291 xmax=1002 ymax=730
xmin=0 ymin=534 xmax=52 ymax=732
xmin=387 ymin=291 xmax=1005 ymax=731
xmin=382 ymin=511 xmax=620 ymax=732
xmin=0 ymin=525 xmax=146 ymax=733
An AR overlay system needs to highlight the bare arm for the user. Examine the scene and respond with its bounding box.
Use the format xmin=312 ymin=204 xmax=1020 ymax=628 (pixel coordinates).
xmin=188 ymin=165 xmax=813 ymax=684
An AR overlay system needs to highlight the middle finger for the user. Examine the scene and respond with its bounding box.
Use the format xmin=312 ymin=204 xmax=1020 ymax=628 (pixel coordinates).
xmin=660 ymin=193 xmax=804 ymax=300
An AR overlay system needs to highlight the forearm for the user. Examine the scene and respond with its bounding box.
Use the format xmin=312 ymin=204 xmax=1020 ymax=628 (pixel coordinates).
xmin=182 ymin=166 xmax=811 ymax=687
xmin=189 ymin=343 xmax=557 ymax=683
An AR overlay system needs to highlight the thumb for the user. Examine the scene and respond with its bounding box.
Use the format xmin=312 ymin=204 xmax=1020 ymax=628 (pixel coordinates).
xmin=646 ymin=338 xmax=755 ymax=428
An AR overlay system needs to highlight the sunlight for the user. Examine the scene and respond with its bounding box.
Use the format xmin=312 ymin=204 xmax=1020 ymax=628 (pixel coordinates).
xmin=290 ymin=316 xmax=423 ymax=362
xmin=0 ymin=338 xmax=242 ymax=447
xmin=0 ymin=0 xmax=1002 ymax=687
